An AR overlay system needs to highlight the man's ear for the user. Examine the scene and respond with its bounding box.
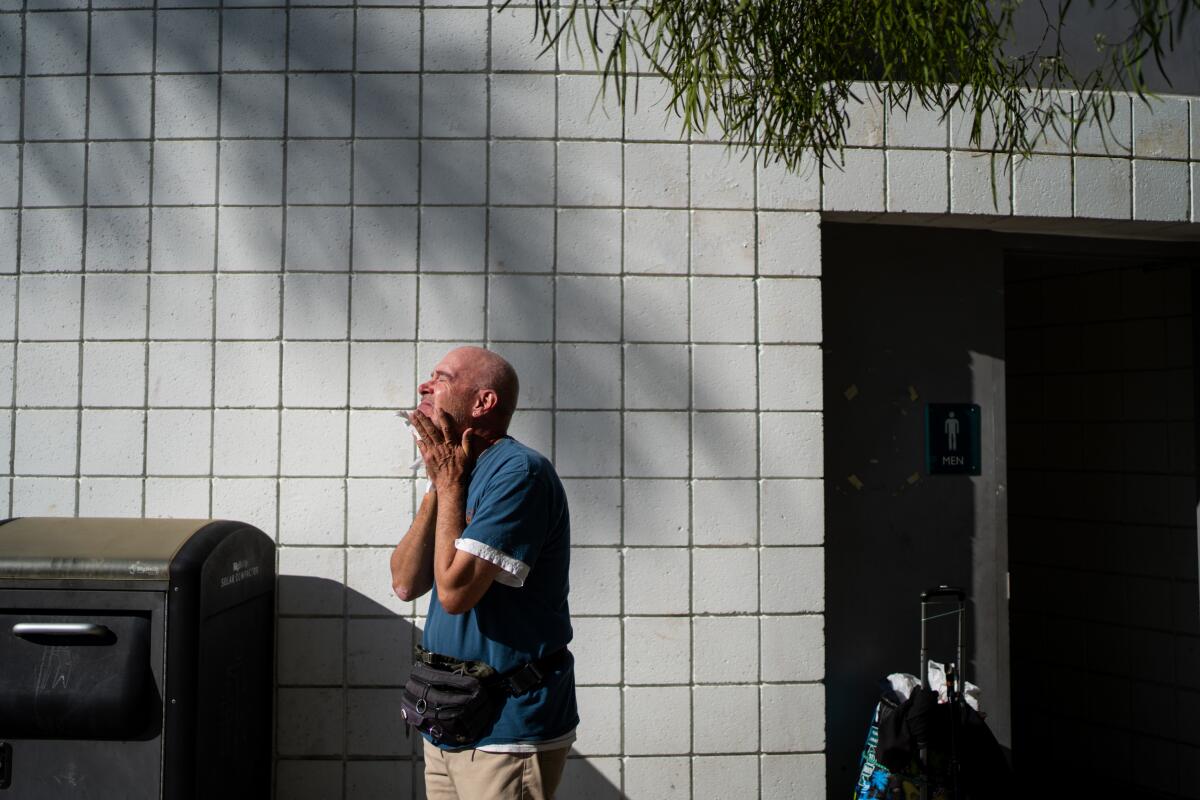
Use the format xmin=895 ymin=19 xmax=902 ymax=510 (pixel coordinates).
xmin=473 ymin=389 xmax=499 ymax=417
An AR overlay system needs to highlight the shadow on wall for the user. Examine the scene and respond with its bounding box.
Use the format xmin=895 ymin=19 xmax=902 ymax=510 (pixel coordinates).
xmin=13 ymin=6 xmax=637 ymax=427
xmin=274 ymin=577 xmax=619 ymax=800
xmin=11 ymin=5 xmax=663 ymax=796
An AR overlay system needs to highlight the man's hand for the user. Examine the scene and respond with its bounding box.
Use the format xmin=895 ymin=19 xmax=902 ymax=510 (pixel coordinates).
xmin=409 ymin=409 xmax=481 ymax=492
xmin=410 ymin=408 xmax=500 ymax=614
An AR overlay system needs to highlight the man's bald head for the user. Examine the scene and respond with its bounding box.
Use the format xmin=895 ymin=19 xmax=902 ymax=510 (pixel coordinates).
xmin=451 ymin=347 xmax=520 ymax=431
xmin=415 ymin=347 xmax=520 ymax=439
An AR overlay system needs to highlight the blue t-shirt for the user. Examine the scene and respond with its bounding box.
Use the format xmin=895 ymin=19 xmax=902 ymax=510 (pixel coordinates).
xmin=422 ymin=437 xmax=578 ymax=749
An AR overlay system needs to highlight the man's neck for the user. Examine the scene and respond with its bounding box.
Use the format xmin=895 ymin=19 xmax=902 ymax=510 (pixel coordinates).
xmin=473 ymin=427 xmax=507 ymax=450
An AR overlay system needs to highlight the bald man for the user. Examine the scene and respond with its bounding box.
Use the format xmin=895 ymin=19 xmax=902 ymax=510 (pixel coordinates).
xmin=391 ymin=347 xmax=577 ymax=800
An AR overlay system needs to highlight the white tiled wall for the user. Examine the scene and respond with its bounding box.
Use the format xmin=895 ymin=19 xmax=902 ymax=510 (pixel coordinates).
xmin=1 ymin=2 xmax=1197 ymax=798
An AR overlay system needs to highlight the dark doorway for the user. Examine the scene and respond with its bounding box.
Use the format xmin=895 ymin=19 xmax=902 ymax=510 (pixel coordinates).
xmin=822 ymin=224 xmax=1010 ymax=798
xmin=823 ymin=223 xmax=1200 ymax=799
xmin=1005 ymin=253 xmax=1200 ymax=798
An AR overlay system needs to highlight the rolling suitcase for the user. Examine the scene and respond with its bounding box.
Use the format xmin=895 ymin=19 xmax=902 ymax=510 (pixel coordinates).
xmin=855 ymin=586 xmax=1010 ymax=800
xmin=915 ymin=586 xmax=967 ymax=800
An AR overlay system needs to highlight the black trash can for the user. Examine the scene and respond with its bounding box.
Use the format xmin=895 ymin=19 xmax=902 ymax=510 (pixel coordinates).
xmin=0 ymin=517 xmax=275 ymax=799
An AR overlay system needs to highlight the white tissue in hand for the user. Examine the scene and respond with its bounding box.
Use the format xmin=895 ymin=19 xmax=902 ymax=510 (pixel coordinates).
xmin=397 ymin=410 xmax=426 ymax=474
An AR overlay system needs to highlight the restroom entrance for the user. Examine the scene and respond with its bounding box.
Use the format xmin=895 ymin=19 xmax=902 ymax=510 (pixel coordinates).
xmin=823 ymin=223 xmax=1200 ymax=798
xmin=1004 ymin=252 xmax=1199 ymax=798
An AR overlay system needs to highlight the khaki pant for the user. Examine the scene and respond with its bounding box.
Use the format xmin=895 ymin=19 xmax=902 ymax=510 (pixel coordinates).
xmin=423 ymin=739 xmax=569 ymax=800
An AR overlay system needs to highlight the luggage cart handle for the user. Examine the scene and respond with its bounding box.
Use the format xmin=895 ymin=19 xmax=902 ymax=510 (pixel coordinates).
xmin=921 ymin=585 xmax=965 ymax=602
xmin=920 ymin=586 xmax=967 ymax=703
xmin=12 ymin=622 xmax=112 ymax=638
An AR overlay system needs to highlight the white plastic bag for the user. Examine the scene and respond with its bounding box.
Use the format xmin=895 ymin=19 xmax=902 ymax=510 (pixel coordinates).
xmin=926 ymin=660 xmax=982 ymax=712
xmin=885 ymin=672 xmax=922 ymax=702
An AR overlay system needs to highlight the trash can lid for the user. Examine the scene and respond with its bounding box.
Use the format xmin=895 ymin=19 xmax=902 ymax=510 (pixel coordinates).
xmin=0 ymin=517 xmax=213 ymax=581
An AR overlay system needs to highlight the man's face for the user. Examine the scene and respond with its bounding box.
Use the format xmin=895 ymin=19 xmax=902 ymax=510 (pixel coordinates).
xmin=416 ymin=350 xmax=477 ymax=427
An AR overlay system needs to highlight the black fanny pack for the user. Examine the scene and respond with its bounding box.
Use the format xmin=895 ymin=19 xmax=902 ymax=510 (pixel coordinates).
xmin=400 ymin=646 xmax=569 ymax=747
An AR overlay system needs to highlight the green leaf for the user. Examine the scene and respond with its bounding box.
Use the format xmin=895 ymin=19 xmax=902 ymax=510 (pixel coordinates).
xmin=506 ymin=0 xmax=1192 ymax=171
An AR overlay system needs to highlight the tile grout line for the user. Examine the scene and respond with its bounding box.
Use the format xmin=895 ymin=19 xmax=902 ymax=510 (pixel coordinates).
xmin=342 ymin=3 xmax=358 ymax=790
xmin=407 ymin=0 xmax=426 ymax=787
xmin=273 ymin=0 xmax=292 ymax=790
xmin=72 ymin=0 xmax=97 ymax=515
xmin=480 ymin=5 xmax=492 ymax=348
xmin=1189 ymin=99 xmax=1194 ymax=223
xmin=140 ymin=0 xmax=160 ymax=518
xmin=615 ymin=48 xmax=628 ymax=793
xmin=548 ymin=17 xmax=558 ymax=479
xmin=1069 ymin=94 xmax=1079 ymax=218
xmin=209 ymin=0 xmax=225 ymax=520
xmin=7 ymin=0 xmax=28 ymax=515
xmin=4 ymin=197 xmax=812 ymax=213
xmin=751 ymin=133 xmax=764 ymax=793
xmin=684 ymin=121 xmax=696 ymax=800
xmin=4 ymin=468 xmax=837 ymax=483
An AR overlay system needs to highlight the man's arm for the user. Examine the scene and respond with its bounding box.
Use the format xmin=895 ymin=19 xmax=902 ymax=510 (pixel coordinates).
xmin=410 ymin=409 xmax=502 ymax=615
xmin=431 ymin=483 xmax=501 ymax=614
xmin=390 ymin=488 xmax=437 ymax=602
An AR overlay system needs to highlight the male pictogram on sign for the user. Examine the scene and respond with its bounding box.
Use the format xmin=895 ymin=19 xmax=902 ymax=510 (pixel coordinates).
xmin=944 ymin=412 xmax=959 ymax=451
xmin=926 ymin=404 xmax=980 ymax=475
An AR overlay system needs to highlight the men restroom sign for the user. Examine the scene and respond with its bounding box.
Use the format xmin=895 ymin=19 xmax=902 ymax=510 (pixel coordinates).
xmin=925 ymin=404 xmax=981 ymax=475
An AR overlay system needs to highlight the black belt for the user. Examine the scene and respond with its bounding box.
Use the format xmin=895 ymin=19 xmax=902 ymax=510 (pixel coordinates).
xmin=415 ymin=646 xmax=570 ymax=697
